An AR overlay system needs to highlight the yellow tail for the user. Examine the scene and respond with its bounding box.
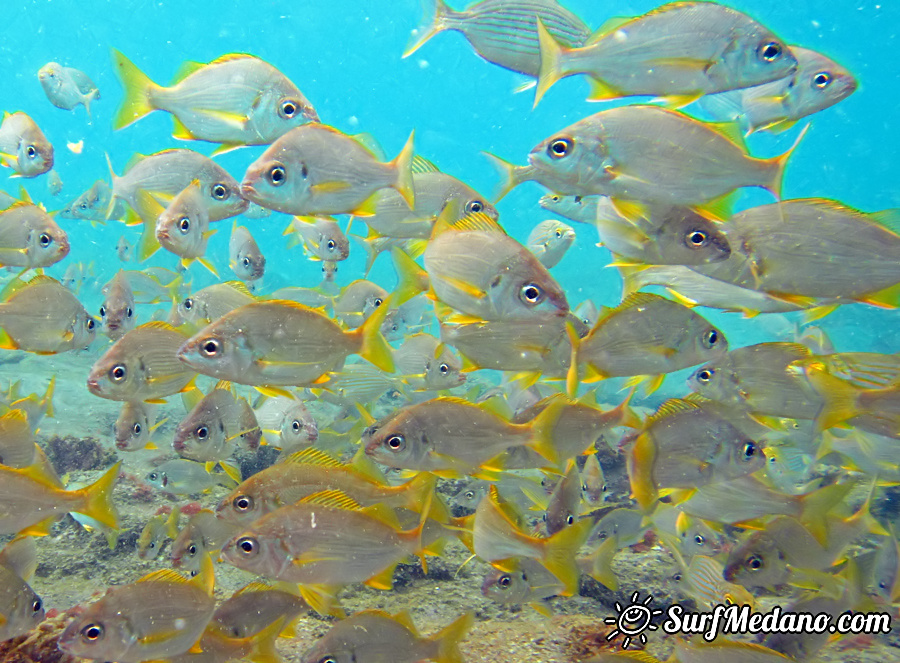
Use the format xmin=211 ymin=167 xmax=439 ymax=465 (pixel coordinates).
xmin=534 ymin=18 xmax=565 ymax=107
xmin=354 ymin=295 xmax=395 ymax=373
xmin=765 ymin=123 xmax=809 ymax=200
xmin=430 ymin=611 xmax=475 ymax=663
xmin=110 ymin=48 xmax=158 ymax=130
xmin=391 ymin=247 xmax=429 ymax=305
xmin=77 ymin=462 xmax=121 ymax=530
xmin=541 ymin=518 xmax=591 ymax=596
xmin=391 ymin=130 xmax=416 ymax=210
xmin=402 ymin=0 xmax=452 ymax=58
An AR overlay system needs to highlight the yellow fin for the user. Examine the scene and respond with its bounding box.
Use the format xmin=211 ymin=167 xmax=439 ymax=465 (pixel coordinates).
xmin=110 ymin=49 xmax=157 ymax=129
xmin=283 ymin=447 xmax=343 ymax=468
xmin=300 ymin=489 xmax=363 ymax=511
xmin=363 ymin=563 xmax=398 ymax=590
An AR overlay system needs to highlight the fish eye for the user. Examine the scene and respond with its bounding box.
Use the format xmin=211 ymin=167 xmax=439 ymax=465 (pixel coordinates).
xmin=26 ymin=145 xmax=37 ymax=159
xmin=498 ymin=575 xmax=512 ymax=588
xmin=300 ymin=163 xmax=309 ymax=179
xmin=81 ymin=623 xmax=104 ymax=641
xmin=385 ymin=434 xmax=405 ymax=451
xmin=188 ymin=544 xmax=197 ymax=556
xmin=183 ymin=298 xmax=193 ymax=310
xmin=326 ymin=239 xmax=336 ymax=251
xmin=99 ymin=306 xmax=106 ymax=317
xmin=550 ymin=195 xmax=560 ymax=202
xmin=280 ymin=100 xmax=297 ymax=118
xmin=201 ymin=338 xmax=220 ymax=357
xmin=242 ymin=257 xmax=251 ymax=267
xmin=179 ymin=217 xmax=191 ymax=233
xmin=149 ymin=472 xmax=158 ymax=481
xmin=110 ymin=364 xmax=127 ymax=382
xmin=212 ymin=183 xmax=229 ymax=200
xmin=547 ymin=137 xmax=573 ymax=158
xmin=566 ymin=515 xmax=575 ymax=525
xmin=687 ymin=230 xmax=708 ymax=247
xmin=32 ymin=598 xmax=42 ymax=613
xmin=520 ymin=283 xmax=543 ymax=305
xmin=746 ymin=554 xmax=764 ymax=571
xmin=291 ymin=420 xmax=301 ymax=433
xmin=233 ymin=495 xmax=253 ymax=511
xmin=317 ymin=657 xmax=338 ymax=663
xmin=126 ymin=307 xmax=133 ymax=318
xmin=133 ymin=423 xmax=142 ymax=435
xmin=702 ymin=329 xmax=719 ymax=348
xmin=439 ymin=363 xmax=449 ymax=375
xmin=466 ymin=199 xmax=484 ymax=214
xmin=39 ymin=233 xmax=52 ymax=247
xmin=237 ymin=536 xmax=258 ymax=556
xmin=813 ymin=71 xmax=832 ymax=88
xmin=371 ymin=298 xmax=383 ymax=309
xmin=760 ymin=41 xmax=783 ymax=62
xmin=267 ymin=164 xmax=286 ymax=186
xmin=743 ymin=442 xmax=757 ymax=459
xmin=87 ymin=319 xmax=96 ymax=330
xmin=555 ymin=229 xmax=562 ymax=237
xmin=196 ymin=426 xmax=209 ymax=440
xmin=673 ymin=572 xmax=683 ymax=582
xmin=79 ymin=203 xmax=88 ymax=210
xmin=464 ymin=490 xmax=475 ymax=499
xmin=694 ymin=534 xmax=705 ymax=545
xmin=695 ymin=368 xmax=715 ymax=382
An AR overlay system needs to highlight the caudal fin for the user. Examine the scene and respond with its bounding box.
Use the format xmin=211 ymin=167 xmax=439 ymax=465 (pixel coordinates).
xmin=430 ymin=612 xmax=475 ymax=663
xmin=391 ymin=131 xmax=416 ymax=210
xmin=541 ymin=518 xmax=592 ymax=596
xmin=354 ymin=295 xmax=395 ymax=373
xmin=391 ymin=247 xmax=429 ymax=305
xmin=534 ymin=18 xmax=565 ymax=107
xmin=77 ymin=462 xmax=121 ymax=530
xmin=483 ymin=152 xmax=527 ymax=203
xmin=402 ymin=0 xmax=451 ymax=58
xmin=110 ymin=48 xmax=158 ymax=130
xmin=765 ymin=123 xmax=809 ymax=200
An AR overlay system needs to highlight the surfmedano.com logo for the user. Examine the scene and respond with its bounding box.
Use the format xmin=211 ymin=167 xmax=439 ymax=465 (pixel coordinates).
xmin=605 ymin=594 xmax=892 ymax=648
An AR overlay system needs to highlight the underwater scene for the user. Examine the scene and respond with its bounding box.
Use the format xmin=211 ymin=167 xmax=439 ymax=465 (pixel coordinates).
xmin=1 ymin=0 xmax=899 ymax=661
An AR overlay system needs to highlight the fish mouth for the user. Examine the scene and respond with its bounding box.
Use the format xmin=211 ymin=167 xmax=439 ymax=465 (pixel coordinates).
xmin=172 ymin=438 xmax=186 ymax=453
xmin=240 ymin=181 xmax=259 ymax=201
xmin=115 ymin=439 xmax=129 ymax=450
xmin=86 ymin=377 xmax=101 ymax=394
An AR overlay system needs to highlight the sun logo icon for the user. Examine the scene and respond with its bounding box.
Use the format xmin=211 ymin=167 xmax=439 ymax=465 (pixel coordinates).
xmin=604 ymin=591 xmax=663 ymax=649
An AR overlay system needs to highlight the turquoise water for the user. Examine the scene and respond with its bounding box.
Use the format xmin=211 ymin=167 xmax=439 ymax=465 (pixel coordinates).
xmin=1 ymin=0 xmax=899 ymax=661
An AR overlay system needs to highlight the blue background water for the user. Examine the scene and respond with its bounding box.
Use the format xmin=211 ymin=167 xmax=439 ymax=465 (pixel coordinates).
xmin=1 ymin=0 xmax=898 ymax=370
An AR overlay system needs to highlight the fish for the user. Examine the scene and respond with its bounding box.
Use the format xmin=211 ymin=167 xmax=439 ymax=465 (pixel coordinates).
xmin=627 ymin=397 xmax=765 ymax=511
xmin=526 ymin=219 xmax=575 ymax=268
xmin=109 ymin=148 xmax=247 ymax=225
xmin=492 ymin=105 xmax=804 ymax=218
xmin=47 ymin=169 xmax=63 ymax=196
xmin=252 ymin=394 xmax=318 ymax=451
xmin=691 ymin=199 xmax=900 ymax=304
xmin=37 ymin=62 xmax=100 ymax=117
xmin=146 ymin=459 xmax=238 ymax=496
xmin=0 ymin=378 xmax=55 ymax=433
xmin=404 ymin=0 xmax=590 ymax=78
xmin=0 ymin=197 xmax=70 ymax=269
xmin=419 ymin=211 xmax=569 ymax=321
xmin=286 ymin=215 xmax=351 ymax=262
xmin=60 ymin=179 xmax=129 ymax=222
xmin=0 ymin=459 xmax=119 ymax=535
xmin=0 ymin=112 xmax=54 ymax=178
xmin=539 ymin=192 xmax=603 ymax=225
xmin=0 ymin=536 xmax=44 ymax=642
xmin=543 ymin=460 xmax=582 ymax=534
xmin=0 ymin=409 xmax=36 ymax=469
xmin=229 ymin=223 xmax=265 ymax=281
xmin=534 ymin=2 xmax=798 ymax=106
xmin=176 ymin=299 xmax=394 ymax=387
xmin=700 ymin=46 xmax=858 ymax=135
xmin=300 ymin=609 xmax=473 ymax=663
xmin=146 ymin=181 xmax=217 ymax=272
xmin=58 ymin=561 xmax=216 ymax=663
xmin=136 ymin=510 xmax=177 ymax=560
xmin=173 ymin=382 xmax=261 ymax=467
xmin=170 ymin=509 xmax=240 ymax=574
xmin=87 ymin=321 xmax=195 ymax=402
xmin=677 ymin=555 xmax=756 ymax=610
xmin=241 ymin=124 xmax=415 ymax=216
xmin=394 ymin=332 xmax=467 ymax=390
xmin=482 ymin=557 xmax=565 ymax=609
xmin=172 ymin=281 xmax=256 ymax=330
xmin=673 ymin=638 xmax=795 ymax=663
xmin=114 ymin=401 xmax=165 ymax=451
xmin=871 ymin=527 xmax=900 ymax=604
xmin=574 ymin=293 xmax=727 ymax=390
xmin=112 ymin=50 xmax=318 ymax=147
xmin=100 ymin=270 xmax=137 ymax=341
xmin=333 ymin=280 xmax=389 ymax=328
xmin=473 ymin=485 xmax=591 ymax=594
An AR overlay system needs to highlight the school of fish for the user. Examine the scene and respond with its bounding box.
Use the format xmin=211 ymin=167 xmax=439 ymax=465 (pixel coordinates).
xmin=1 ymin=1 xmax=897 ymax=662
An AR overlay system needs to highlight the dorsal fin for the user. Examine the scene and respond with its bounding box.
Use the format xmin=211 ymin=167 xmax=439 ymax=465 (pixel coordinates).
xmin=448 ymin=211 xmax=506 ymax=235
xmin=1 ymin=408 xmax=29 ymax=424
xmin=708 ymin=120 xmax=748 ymax=151
xmin=411 ymin=155 xmax=440 ymax=173
xmin=138 ymin=320 xmax=181 ymax=333
xmin=208 ymin=53 xmax=258 ymax=66
xmin=586 ymin=16 xmax=633 ymax=44
xmin=138 ymin=568 xmax=192 ymax=584
xmin=391 ymin=609 xmax=420 ymax=634
xmin=350 ymin=133 xmax=386 ymax=161
xmin=283 ymin=447 xmax=343 ymax=468
xmin=171 ymin=60 xmax=205 ymax=84
xmin=222 ymin=280 xmax=255 ymax=297
xmin=300 ymin=489 xmax=363 ymax=511
xmin=870 ymin=208 xmax=900 ymax=235
xmin=593 ymin=292 xmax=666 ymax=327
xmin=360 ymin=503 xmax=403 ymax=529
xmin=233 ymin=580 xmax=274 ymax=596
xmin=648 ymin=398 xmax=702 ymax=424
xmin=488 ymin=485 xmax=523 ymax=527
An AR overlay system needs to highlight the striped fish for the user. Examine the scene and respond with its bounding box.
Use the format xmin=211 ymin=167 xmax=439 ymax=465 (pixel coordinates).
xmin=680 ymin=555 xmax=755 ymax=609
xmin=404 ymin=0 xmax=590 ymax=78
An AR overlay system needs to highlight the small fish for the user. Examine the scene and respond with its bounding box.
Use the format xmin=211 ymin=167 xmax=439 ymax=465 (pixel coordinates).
xmin=871 ymin=527 xmax=900 ymax=604
xmin=333 ymin=279 xmax=388 ymax=328
xmin=58 ymin=562 xmax=215 ymax=663
xmin=170 ymin=508 xmax=240 ymax=574
xmin=0 ymin=536 xmax=44 ymax=642
xmin=575 ymin=293 xmax=726 ymax=390
xmin=0 ymin=275 xmax=97 ymax=354
xmin=114 ymin=401 xmax=165 ymax=451
xmin=394 ymin=332 xmax=467 ymax=390
xmin=147 ymin=181 xmax=217 ymax=272
xmin=241 ymin=124 xmax=415 ymax=216
xmin=137 ymin=511 xmax=175 ymax=560
xmin=172 ymin=281 xmax=256 ymax=330
xmin=474 ymin=485 xmax=591 ymax=595
xmin=544 ymin=460 xmax=582 ymax=534
xmin=146 ymin=459 xmax=237 ymax=496
xmin=87 ymin=321 xmax=195 ymax=402
xmin=526 ymin=219 xmax=575 ymax=268
xmin=0 ymin=197 xmax=70 ymax=269
xmin=0 ymin=377 xmax=55 ymax=433
xmin=286 ymin=216 xmax=351 ymax=262
xmin=0 ymin=459 xmax=119 ymax=535
xmin=673 ymin=639 xmax=794 ymax=663
xmin=173 ymin=382 xmax=261 ymax=464
xmin=177 ymin=299 xmax=393 ymax=387
xmin=534 ymin=2 xmax=797 ymax=106
xmin=482 ymin=557 xmax=565 ymax=609
xmin=109 ymin=148 xmax=246 ymax=225
xmin=38 ymin=62 xmax=100 ymax=117
xmin=420 ymin=212 xmax=569 ymax=322
xmin=580 ymin=452 xmax=607 ymax=506
xmin=0 ymin=112 xmax=54 ymax=177
xmin=47 ymin=169 xmax=63 ymax=196
xmin=0 ymin=409 xmax=36 ymax=469
xmin=539 ymin=192 xmax=602 ymax=225
xmin=700 ymin=46 xmax=857 ymax=135
xmin=60 ymin=180 xmax=129 ymax=222
xmin=405 ymin=0 xmax=590 ymax=78
xmin=100 ymin=270 xmax=137 ymax=341
xmin=300 ymin=609 xmax=473 ymax=663
xmin=627 ymin=397 xmax=765 ymax=511
xmin=112 ymin=50 xmax=318 ymax=146
xmin=678 ymin=555 xmax=755 ymax=610
xmin=253 ymin=394 xmax=318 ymax=451
xmin=229 ymin=223 xmax=265 ymax=281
